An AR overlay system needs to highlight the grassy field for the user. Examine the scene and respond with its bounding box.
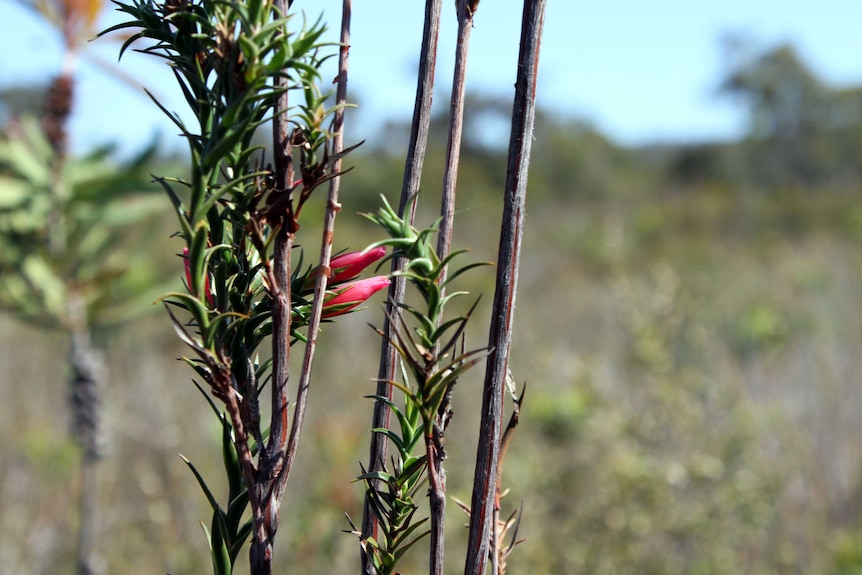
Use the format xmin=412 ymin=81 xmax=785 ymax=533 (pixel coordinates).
xmin=2 ymin=157 xmax=862 ymax=574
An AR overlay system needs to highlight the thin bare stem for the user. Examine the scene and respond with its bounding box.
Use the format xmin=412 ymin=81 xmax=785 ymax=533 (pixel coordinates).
xmin=436 ymin=0 xmax=475 ymax=280
xmin=267 ymin=0 xmax=295 ymax=473
xmin=51 ymin=63 xmax=100 ymax=575
xmin=464 ymin=1 xmax=546 ymax=574
xmin=426 ymin=3 xmax=477 ymax=573
xmin=362 ymin=0 xmax=442 ymax=572
xmin=76 ymin=454 xmax=97 ymax=575
xmin=282 ymin=0 xmax=352 ymax=490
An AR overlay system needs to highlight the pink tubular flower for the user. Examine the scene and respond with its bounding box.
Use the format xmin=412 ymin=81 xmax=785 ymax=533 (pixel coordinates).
xmin=322 ymin=276 xmax=390 ymax=318
xmin=330 ymin=246 xmax=387 ymax=283
xmin=304 ymin=246 xmax=387 ymax=290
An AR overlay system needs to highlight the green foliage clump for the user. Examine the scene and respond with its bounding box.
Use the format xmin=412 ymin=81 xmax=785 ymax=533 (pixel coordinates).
xmin=514 ymin=257 xmax=797 ymax=574
xmin=0 ymin=116 xmax=168 ymax=328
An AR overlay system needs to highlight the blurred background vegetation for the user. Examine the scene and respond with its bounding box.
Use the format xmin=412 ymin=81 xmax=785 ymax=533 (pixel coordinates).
xmin=2 ymin=4 xmax=862 ymax=574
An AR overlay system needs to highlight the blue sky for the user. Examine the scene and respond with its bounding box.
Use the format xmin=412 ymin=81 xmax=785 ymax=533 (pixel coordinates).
xmin=4 ymin=0 xmax=862 ymax=156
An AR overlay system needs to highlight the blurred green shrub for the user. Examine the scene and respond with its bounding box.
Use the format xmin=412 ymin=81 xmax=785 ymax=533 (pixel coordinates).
xmin=518 ymin=261 xmax=794 ymax=574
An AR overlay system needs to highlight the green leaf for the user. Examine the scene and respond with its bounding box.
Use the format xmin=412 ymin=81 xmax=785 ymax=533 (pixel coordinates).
xmin=163 ymin=299 xmax=210 ymax=352
xmin=191 ymin=379 xmax=223 ymax=418
xmin=370 ymin=427 xmax=407 ymax=453
xmin=210 ymin=509 xmax=233 ymax=575
xmin=225 ymin=488 xmax=250 ymax=536
xmin=144 ymin=88 xmax=195 ymax=140
xmin=398 ymin=456 xmax=427 ymax=488
xmin=202 ymin=114 xmax=255 ymax=173
xmin=442 ymin=260 xmax=492 ymax=287
xmin=220 ymin=416 xmax=242 ymax=501
xmin=228 ymin=518 xmax=253 ymax=562
xmin=189 ymin=224 xmax=209 ymax=298
xmin=430 ymin=315 xmax=469 ymax=350
xmin=393 ymin=527 xmax=432 ymax=561
xmin=425 ymin=347 xmax=491 ymax=413
xmin=0 ymin=129 xmax=50 ymax=187
xmin=356 ymin=470 xmax=397 ymax=484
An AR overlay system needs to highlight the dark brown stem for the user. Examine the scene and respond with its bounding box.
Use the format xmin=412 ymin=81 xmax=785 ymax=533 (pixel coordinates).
xmin=250 ymin=227 xmax=292 ymax=575
xmin=247 ymin=1 xmax=296 ymax=572
xmin=464 ymin=1 xmax=546 ymax=574
xmin=218 ymin=366 xmax=264 ymax=566
xmin=362 ymin=0 xmax=442 ymax=572
xmin=45 ymin=68 xmax=74 ymax=261
xmin=43 ymin=71 xmax=74 ymax=161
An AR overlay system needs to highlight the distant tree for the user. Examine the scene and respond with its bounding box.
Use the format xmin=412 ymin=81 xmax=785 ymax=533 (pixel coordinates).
xmin=825 ymin=86 xmax=862 ymax=183
xmin=720 ymin=40 xmax=827 ymax=186
xmin=719 ymin=38 xmax=862 ymax=187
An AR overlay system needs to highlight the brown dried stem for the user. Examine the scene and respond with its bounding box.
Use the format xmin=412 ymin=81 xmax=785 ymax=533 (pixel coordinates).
xmin=436 ymin=0 xmax=475 ymax=279
xmin=424 ymin=3 xmax=478 ymax=573
xmin=361 ymin=0 xmax=442 ymax=572
xmin=246 ymin=0 xmax=296 ymax=571
xmin=464 ymin=1 xmax=546 ymax=574
xmin=283 ymin=0 xmax=352 ymax=494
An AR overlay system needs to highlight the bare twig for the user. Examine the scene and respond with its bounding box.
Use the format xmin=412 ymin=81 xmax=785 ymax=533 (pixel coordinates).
xmin=464 ymin=1 xmax=546 ymax=574
xmin=283 ymin=0 xmax=352 ymax=495
xmin=362 ymin=0 xmax=442 ymax=572
xmin=425 ymin=2 xmax=478 ymax=573
xmin=436 ymin=0 xmax=476 ymax=280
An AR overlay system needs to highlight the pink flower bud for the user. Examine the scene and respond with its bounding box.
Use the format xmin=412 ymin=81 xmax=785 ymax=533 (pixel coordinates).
xmin=322 ymin=275 xmax=390 ymax=318
xmin=182 ymin=247 xmax=214 ymax=306
xmin=330 ymin=246 xmax=387 ymax=283
xmin=305 ymin=246 xmax=387 ymax=290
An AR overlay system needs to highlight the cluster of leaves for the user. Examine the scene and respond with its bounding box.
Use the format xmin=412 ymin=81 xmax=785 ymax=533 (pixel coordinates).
xmin=364 ymin=196 xmax=489 ymax=436
xmin=101 ymin=0 xmax=366 ymax=571
xmin=104 ymin=0 xmax=290 ymax=406
xmin=353 ymin=379 xmax=427 ymax=575
xmin=101 ymin=0 xmax=359 ymax=361
xmin=355 ymin=196 xmax=490 ymax=573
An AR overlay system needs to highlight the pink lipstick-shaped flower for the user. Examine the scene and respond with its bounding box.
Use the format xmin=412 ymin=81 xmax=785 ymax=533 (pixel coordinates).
xmin=321 ymin=275 xmax=390 ymax=318
xmin=306 ymin=247 xmax=387 ymax=289
xmin=330 ymin=247 xmax=387 ymax=283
